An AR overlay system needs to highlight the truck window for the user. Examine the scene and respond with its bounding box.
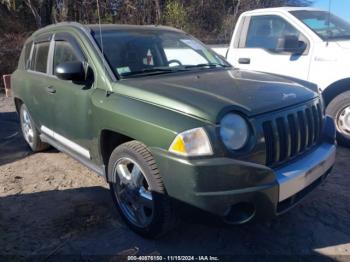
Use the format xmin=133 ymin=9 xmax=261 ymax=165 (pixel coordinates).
xmin=30 ymin=41 xmax=50 ymax=73
xmin=245 ymin=15 xmax=300 ymax=52
xmin=291 ymin=10 xmax=350 ymax=40
xmin=53 ymin=41 xmax=80 ymax=75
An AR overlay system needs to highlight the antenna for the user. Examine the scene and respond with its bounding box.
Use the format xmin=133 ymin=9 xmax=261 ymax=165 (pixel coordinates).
xmin=326 ymin=0 xmax=332 ymax=46
xmin=96 ymin=0 xmax=113 ymax=94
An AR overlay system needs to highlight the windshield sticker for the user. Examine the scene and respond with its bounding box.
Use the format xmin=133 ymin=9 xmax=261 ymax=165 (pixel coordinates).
xmin=116 ymin=66 xmax=131 ymax=75
xmin=180 ymin=39 xmax=205 ymax=51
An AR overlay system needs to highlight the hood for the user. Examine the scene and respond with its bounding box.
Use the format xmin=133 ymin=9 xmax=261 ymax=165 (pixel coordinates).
xmin=337 ymin=40 xmax=350 ymax=49
xmin=114 ymin=69 xmax=318 ymax=123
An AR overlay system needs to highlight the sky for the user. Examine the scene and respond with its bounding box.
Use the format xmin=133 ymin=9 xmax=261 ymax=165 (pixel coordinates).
xmin=312 ymin=0 xmax=350 ymax=22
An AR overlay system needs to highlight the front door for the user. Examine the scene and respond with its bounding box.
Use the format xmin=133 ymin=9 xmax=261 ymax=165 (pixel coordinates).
xmin=227 ymin=15 xmax=312 ymax=81
xmin=46 ymin=33 xmax=94 ymax=160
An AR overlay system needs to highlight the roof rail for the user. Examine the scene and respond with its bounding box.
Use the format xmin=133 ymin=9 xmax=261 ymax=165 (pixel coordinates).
xmin=32 ymin=22 xmax=91 ymax=37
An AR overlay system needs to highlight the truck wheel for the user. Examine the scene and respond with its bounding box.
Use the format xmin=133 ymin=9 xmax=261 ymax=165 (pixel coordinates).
xmin=326 ymin=91 xmax=350 ymax=147
xmin=108 ymin=141 xmax=176 ymax=238
xmin=19 ymin=104 xmax=49 ymax=152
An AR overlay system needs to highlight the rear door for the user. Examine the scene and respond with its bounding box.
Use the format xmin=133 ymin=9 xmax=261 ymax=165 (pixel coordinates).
xmin=24 ymin=34 xmax=55 ymax=132
xmin=46 ymin=32 xmax=95 ymax=160
xmin=227 ymin=14 xmax=312 ymax=81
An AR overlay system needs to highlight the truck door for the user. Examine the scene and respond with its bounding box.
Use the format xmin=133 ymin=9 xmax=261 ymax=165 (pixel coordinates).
xmin=227 ymin=15 xmax=312 ymax=81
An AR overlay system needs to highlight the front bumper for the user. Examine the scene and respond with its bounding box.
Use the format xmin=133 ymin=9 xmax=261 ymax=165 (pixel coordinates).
xmin=276 ymin=143 xmax=335 ymax=203
xmin=150 ymin=119 xmax=336 ymax=221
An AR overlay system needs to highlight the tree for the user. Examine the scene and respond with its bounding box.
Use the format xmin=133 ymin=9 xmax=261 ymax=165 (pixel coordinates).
xmin=1 ymin=0 xmax=314 ymax=31
xmin=163 ymin=1 xmax=188 ymax=30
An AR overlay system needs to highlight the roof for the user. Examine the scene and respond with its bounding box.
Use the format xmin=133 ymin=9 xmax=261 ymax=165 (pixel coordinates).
xmin=31 ymin=22 xmax=184 ymax=38
xmin=87 ymin=24 xmax=183 ymax=33
xmin=242 ymin=6 xmax=324 ymax=15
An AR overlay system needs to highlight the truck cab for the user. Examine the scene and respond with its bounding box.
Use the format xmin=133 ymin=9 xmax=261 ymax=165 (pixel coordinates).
xmin=223 ymin=7 xmax=350 ymax=146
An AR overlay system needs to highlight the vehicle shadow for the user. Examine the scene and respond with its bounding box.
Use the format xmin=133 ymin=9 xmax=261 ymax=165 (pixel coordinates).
xmin=0 ymin=111 xmax=58 ymax=166
xmin=0 ymin=166 xmax=349 ymax=260
xmin=0 ymin=111 xmax=31 ymax=165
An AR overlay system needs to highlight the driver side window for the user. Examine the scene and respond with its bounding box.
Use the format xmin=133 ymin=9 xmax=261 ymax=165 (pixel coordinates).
xmin=245 ymin=15 xmax=301 ymax=53
xmin=53 ymin=41 xmax=80 ymax=76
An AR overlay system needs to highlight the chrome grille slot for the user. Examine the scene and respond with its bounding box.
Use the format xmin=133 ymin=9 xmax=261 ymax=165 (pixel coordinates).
xmin=262 ymin=121 xmax=275 ymax=166
xmin=305 ymin=108 xmax=314 ymax=147
xmin=287 ymin=114 xmax=298 ymax=156
xmin=276 ymin=117 xmax=288 ymax=161
xmin=297 ymin=111 xmax=307 ymax=152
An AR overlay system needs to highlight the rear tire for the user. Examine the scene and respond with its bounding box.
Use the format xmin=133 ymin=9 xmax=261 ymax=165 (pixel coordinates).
xmin=326 ymin=91 xmax=350 ymax=147
xmin=19 ymin=104 xmax=49 ymax=152
xmin=108 ymin=141 xmax=176 ymax=238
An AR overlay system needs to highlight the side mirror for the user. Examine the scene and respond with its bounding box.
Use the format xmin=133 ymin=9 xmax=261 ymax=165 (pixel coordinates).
xmin=277 ymin=35 xmax=307 ymax=55
xmin=55 ymin=61 xmax=85 ymax=81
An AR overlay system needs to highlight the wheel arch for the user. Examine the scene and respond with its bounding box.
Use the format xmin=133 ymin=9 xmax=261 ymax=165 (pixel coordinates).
xmin=322 ymin=78 xmax=350 ymax=106
xmin=99 ymin=129 xmax=134 ymax=179
xmin=13 ymin=97 xmax=23 ymax=114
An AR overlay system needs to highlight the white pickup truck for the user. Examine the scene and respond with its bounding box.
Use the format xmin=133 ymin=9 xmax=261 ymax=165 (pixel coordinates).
xmin=212 ymin=7 xmax=350 ymax=146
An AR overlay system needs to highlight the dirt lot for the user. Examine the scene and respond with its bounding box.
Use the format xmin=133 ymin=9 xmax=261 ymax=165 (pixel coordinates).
xmin=1 ymin=93 xmax=350 ymax=260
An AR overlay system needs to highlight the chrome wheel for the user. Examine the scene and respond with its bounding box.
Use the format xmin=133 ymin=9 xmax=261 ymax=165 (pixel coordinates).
xmin=20 ymin=107 xmax=35 ymax=147
xmin=337 ymin=106 xmax=350 ymax=136
xmin=113 ymin=157 xmax=154 ymax=228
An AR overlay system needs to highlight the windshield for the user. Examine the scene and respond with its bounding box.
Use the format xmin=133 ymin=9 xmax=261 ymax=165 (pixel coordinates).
xmin=291 ymin=10 xmax=350 ymax=40
xmin=92 ymin=29 xmax=229 ymax=78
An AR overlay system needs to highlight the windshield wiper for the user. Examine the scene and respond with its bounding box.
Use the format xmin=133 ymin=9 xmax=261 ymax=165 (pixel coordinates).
xmin=121 ymin=67 xmax=181 ymax=77
xmin=120 ymin=63 xmax=230 ymax=77
xmin=184 ymin=63 xmax=231 ymax=69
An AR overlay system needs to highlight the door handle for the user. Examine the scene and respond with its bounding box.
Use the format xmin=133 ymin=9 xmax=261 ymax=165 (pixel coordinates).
xmin=46 ymin=86 xmax=56 ymax=94
xmin=238 ymin=58 xmax=251 ymax=64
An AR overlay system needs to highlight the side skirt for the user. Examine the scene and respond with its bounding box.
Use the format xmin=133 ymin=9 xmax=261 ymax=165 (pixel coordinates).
xmin=40 ymin=133 xmax=106 ymax=178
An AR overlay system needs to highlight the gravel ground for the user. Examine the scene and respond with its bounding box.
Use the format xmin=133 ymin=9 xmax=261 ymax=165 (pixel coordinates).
xmin=0 ymin=93 xmax=350 ymax=261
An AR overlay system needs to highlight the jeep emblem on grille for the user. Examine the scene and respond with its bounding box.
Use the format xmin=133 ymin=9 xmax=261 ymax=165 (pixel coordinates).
xmin=282 ymin=93 xmax=297 ymax=100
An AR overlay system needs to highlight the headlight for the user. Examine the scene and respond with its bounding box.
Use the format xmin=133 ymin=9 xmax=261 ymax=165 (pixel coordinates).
xmin=169 ymin=127 xmax=213 ymax=156
xmin=220 ymin=113 xmax=249 ymax=150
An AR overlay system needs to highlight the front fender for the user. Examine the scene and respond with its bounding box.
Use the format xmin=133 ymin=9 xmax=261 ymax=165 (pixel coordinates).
xmin=90 ymin=88 xmax=213 ymax=162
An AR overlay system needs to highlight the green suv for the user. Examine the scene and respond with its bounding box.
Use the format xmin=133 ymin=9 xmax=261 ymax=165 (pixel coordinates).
xmin=12 ymin=22 xmax=337 ymax=238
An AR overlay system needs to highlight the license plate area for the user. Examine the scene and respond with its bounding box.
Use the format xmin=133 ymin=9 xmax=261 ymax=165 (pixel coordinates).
xmin=276 ymin=144 xmax=336 ymax=202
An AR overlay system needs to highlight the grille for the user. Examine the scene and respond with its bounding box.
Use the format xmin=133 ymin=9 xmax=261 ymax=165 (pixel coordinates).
xmin=262 ymin=101 xmax=323 ymax=167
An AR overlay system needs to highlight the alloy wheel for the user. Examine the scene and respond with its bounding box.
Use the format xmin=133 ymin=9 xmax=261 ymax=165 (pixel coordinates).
xmin=113 ymin=157 xmax=154 ymax=228
xmin=20 ymin=107 xmax=35 ymax=147
xmin=337 ymin=106 xmax=350 ymax=136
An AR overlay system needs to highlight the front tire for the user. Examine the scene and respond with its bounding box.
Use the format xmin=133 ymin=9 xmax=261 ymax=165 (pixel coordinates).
xmin=19 ymin=104 xmax=49 ymax=152
xmin=326 ymin=91 xmax=350 ymax=147
xmin=108 ymin=141 xmax=176 ymax=238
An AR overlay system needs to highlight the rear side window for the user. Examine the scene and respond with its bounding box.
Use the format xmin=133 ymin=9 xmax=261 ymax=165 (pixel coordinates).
xmin=24 ymin=41 xmax=33 ymax=69
xmin=30 ymin=42 xmax=50 ymax=73
xmin=53 ymin=41 xmax=80 ymax=75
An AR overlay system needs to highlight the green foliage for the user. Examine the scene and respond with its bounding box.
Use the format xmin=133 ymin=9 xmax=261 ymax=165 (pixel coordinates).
xmin=0 ymin=0 xmax=315 ymax=41
xmin=163 ymin=0 xmax=188 ymax=30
